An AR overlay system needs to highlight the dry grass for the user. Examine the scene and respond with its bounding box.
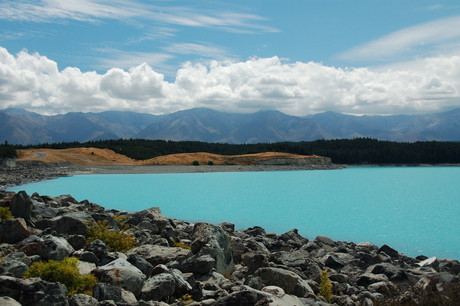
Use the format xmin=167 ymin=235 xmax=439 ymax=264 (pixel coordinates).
xmin=17 ymin=148 xmax=320 ymax=166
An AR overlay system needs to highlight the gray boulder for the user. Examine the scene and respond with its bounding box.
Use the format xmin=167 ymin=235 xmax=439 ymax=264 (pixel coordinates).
xmin=0 ymin=218 xmax=29 ymax=244
xmin=9 ymin=191 xmax=33 ymax=220
xmin=0 ymin=276 xmax=25 ymax=301
xmin=20 ymin=278 xmax=69 ymax=306
xmin=35 ymin=211 xmax=93 ymax=236
xmin=125 ymin=244 xmax=191 ymax=266
xmin=141 ymin=272 xmax=176 ymax=301
xmin=68 ymin=294 xmax=99 ymax=306
xmin=253 ymin=267 xmax=314 ymax=297
xmin=93 ymin=258 xmax=146 ymax=296
xmin=127 ymin=253 xmax=154 ymax=278
xmin=0 ymin=296 xmax=22 ymax=306
xmin=356 ymin=273 xmax=389 ymax=287
xmin=129 ymin=207 xmax=170 ymax=233
xmin=180 ymin=254 xmax=216 ymax=274
xmin=93 ymin=283 xmax=122 ymax=302
xmin=191 ymin=222 xmax=234 ymax=275
xmin=0 ymin=259 xmax=29 ymax=278
xmin=38 ymin=234 xmax=75 ymax=261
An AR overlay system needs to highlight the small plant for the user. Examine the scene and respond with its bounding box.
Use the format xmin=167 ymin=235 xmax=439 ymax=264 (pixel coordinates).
xmin=174 ymin=240 xmax=191 ymax=250
xmin=318 ymin=269 xmax=333 ymax=302
xmin=23 ymin=257 xmax=98 ymax=295
xmin=86 ymin=218 xmax=136 ymax=252
xmin=192 ymin=160 xmax=200 ymax=166
xmin=178 ymin=294 xmax=194 ymax=305
xmin=0 ymin=207 xmax=13 ymax=222
xmin=207 ymin=160 xmax=214 ymax=165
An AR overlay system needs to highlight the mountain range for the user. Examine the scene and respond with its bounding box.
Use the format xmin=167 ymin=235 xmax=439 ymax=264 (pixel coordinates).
xmin=1 ymin=107 xmax=460 ymax=145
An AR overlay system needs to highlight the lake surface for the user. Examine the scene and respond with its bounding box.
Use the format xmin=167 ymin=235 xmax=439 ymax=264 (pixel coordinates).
xmin=8 ymin=167 xmax=460 ymax=260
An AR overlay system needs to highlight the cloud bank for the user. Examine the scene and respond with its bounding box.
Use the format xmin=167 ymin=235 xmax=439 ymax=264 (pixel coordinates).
xmin=0 ymin=47 xmax=459 ymax=116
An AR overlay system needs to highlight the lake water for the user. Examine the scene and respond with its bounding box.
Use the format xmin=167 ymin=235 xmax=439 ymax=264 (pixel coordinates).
xmin=8 ymin=167 xmax=460 ymax=260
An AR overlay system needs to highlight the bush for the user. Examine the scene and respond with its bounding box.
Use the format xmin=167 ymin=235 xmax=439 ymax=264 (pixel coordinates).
xmin=86 ymin=217 xmax=136 ymax=252
xmin=318 ymin=269 xmax=333 ymax=302
xmin=23 ymin=257 xmax=98 ymax=295
xmin=0 ymin=207 xmax=13 ymax=222
xmin=207 ymin=160 xmax=214 ymax=165
xmin=192 ymin=160 xmax=200 ymax=166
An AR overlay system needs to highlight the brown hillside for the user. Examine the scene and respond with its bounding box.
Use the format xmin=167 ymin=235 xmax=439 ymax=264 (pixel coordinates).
xmin=17 ymin=148 xmax=321 ymax=166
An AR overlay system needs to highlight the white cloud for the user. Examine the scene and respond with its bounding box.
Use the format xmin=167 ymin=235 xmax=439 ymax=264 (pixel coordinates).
xmin=0 ymin=47 xmax=459 ymax=116
xmin=339 ymin=15 xmax=460 ymax=62
xmin=0 ymin=0 xmax=278 ymax=33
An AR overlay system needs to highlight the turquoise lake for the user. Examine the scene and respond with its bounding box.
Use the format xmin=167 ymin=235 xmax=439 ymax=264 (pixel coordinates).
xmin=8 ymin=167 xmax=460 ymax=260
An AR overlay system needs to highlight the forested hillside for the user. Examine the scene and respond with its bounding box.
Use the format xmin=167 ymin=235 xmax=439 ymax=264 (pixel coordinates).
xmin=15 ymin=138 xmax=460 ymax=164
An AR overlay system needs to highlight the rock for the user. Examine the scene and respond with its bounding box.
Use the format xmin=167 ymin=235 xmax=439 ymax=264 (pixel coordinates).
xmin=127 ymin=253 xmax=154 ymax=278
xmin=324 ymin=254 xmax=345 ymax=269
xmin=253 ymin=267 xmax=314 ymax=297
xmin=129 ymin=207 xmax=170 ymax=233
xmin=417 ymin=256 xmax=439 ymax=270
xmin=378 ymin=244 xmax=399 ymax=258
xmin=6 ymin=251 xmax=31 ymax=266
xmin=35 ymin=211 xmax=93 ymax=236
xmin=0 ymin=259 xmax=29 ymax=278
xmin=0 ymin=276 xmax=25 ymax=301
xmin=356 ymin=273 xmax=389 ymax=287
xmin=84 ymin=239 xmax=109 ymax=260
xmin=38 ymin=234 xmax=75 ymax=261
xmin=9 ymin=191 xmax=33 ymax=219
xmin=279 ymin=229 xmax=309 ymax=248
xmin=366 ymin=263 xmax=407 ymax=282
xmin=20 ymin=278 xmax=69 ymax=306
xmin=0 ymin=296 xmax=22 ymax=306
xmin=77 ymin=260 xmax=96 ymax=275
xmin=121 ymin=288 xmax=138 ymax=304
xmin=0 ymin=218 xmax=29 ymax=244
xmin=314 ymin=236 xmax=335 ymax=246
xmin=256 ymin=293 xmax=306 ymax=306
xmin=214 ymin=286 xmax=270 ymax=306
xmin=368 ymin=281 xmax=399 ymax=297
xmin=356 ymin=242 xmax=378 ymax=253
xmin=180 ymin=254 xmax=216 ymax=274
xmin=126 ymin=244 xmax=191 ymax=266
xmin=140 ymin=272 xmax=176 ymax=301
xmin=93 ymin=258 xmax=146 ymax=296
xmin=67 ymin=235 xmax=87 ymax=251
xmin=191 ymin=222 xmax=234 ymax=275
xmin=242 ymin=252 xmax=269 ymax=274
xmin=93 ymin=282 xmax=122 ymax=302
xmin=219 ymin=222 xmax=235 ymax=234
xmin=68 ymin=294 xmax=99 ymax=306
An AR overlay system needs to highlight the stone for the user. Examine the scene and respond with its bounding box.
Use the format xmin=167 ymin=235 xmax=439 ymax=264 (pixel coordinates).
xmin=242 ymin=252 xmax=269 ymax=274
xmin=314 ymin=236 xmax=335 ymax=246
xmin=219 ymin=222 xmax=235 ymax=234
xmin=356 ymin=242 xmax=378 ymax=253
xmin=0 ymin=218 xmax=29 ymax=244
xmin=0 ymin=276 xmax=25 ymax=301
xmin=279 ymin=229 xmax=309 ymax=247
xmin=9 ymin=191 xmax=33 ymax=219
xmin=324 ymin=254 xmax=345 ymax=269
xmin=127 ymin=253 xmax=154 ymax=278
xmin=366 ymin=263 xmax=407 ymax=281
xmin=84 ymin=239 xmax=109 ymax=260
xmin=0 ymin=259 xmax=29 ymax=278
xmin=356 ymin=273 xmax=389 ymax=287
xmin=35 ymin=211 xmax=93 ymax=236
xmin=191 ymin=222 xmax=234 ymax=275
xmin=77 ymin=260 xmax=96 ymax=275
xmin=125 ymin=244 xmax=191 ymax=266
xmin=6 ymin=251 xmax=31 ymax=266
xmin=93 ymin=258 xmax=146 ymax=296
xmin=67 ymin=235 xmax=87 ymax=251
xmin=68 ymin=294 xmax=99 ymax=306
xmin=378 ymin=244 xmax=399 ymax=258
xmin=141 ymin=273 xmax=176 ymax=301
xmin=20 ymin=278 xmax=69 ymax=306
xmin=129 ymin=207 xmax=170 ymax=232
xmin=180 ymin=254 xmax=216 ymax=274
xmin=38 ymin=234 xmax=75 ymax=261
xmin=93 ymin=283 xmax=122 ymax=302
xmin=253 ymin=267 xmax=314 ymax=297
xmin=0 ymin=296 xmax=22 ymax=306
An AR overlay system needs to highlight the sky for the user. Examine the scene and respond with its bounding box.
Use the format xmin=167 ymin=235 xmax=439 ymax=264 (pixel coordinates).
xmin=1 ymin=0 xmax=460 ymax=116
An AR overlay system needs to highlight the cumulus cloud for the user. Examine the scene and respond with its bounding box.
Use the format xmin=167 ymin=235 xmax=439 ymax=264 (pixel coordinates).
xmin=0 ymin=47 xmax=459 ymax=116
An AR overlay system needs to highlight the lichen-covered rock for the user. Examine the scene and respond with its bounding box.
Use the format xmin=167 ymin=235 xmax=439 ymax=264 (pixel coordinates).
xmin=20 ymin=278 xmax=69 ymax=306
xmin=93 ymin=258 xmax=146 ymax=296
xmin=9 ymin=191 xmax=33 ymax=220
xmin=68 ymin=294 xmax=99 ymax=306
xmin=253 ymin=267 xmax=313 ymax=297
xmin=35 ymin=211 xmax=93 ymax=236
xmin=141 ymin=272 xmax=176 ymax=301
xmin=191 ymin=222 xmax=234 ymax=275
xmin=37 ymin=234 xmax=75 ymax=261
xmin=0 ymin=218 xmax=29 ymax=244
xmin=0 ymin=259 xmax=29 ymax=278
xmin=125 ymin=244 xmax=191 ymax=266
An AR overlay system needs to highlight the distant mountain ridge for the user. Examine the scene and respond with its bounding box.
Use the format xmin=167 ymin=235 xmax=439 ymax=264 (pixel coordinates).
xmin=1 ymin=107 xmax=460 ymax=145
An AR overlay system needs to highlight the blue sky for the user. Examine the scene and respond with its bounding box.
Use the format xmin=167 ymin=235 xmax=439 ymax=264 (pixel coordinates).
xmin=1 ymin=0 xmax=460 ymax=116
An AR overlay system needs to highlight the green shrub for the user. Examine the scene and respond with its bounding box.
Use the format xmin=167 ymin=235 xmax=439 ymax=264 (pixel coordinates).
xmin=86 ymin=218 xmax=136 ymax=252
xmin=207 ymin=160 xmax=214 ymax=165
xmin=192 ymin=160 xmax=200 ymax=166
xmin=318 ymin=269 xmax=333 ymax=302
xmin=0 ymin=207 xmax=13 ymax=222
xmin=23 ymin=257 xmax=98 ymax=295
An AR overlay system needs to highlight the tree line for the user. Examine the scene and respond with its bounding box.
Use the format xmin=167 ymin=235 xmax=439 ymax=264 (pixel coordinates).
xmin=0 ymin=141 xmax=16 ymax=159
xmin=11 ymin=138 xmax=460 ymax=164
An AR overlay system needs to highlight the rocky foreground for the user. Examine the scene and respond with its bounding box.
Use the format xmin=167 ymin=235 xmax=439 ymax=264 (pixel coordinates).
xmin=0 ymin=190 xmax=459 ymax=306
